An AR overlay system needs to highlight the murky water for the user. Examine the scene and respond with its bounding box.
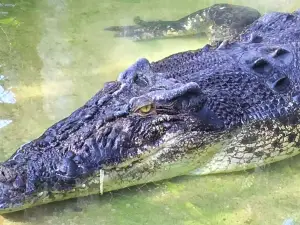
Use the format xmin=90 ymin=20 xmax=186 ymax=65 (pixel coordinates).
xmin=1 ymin=0 xmax=300 ymax=224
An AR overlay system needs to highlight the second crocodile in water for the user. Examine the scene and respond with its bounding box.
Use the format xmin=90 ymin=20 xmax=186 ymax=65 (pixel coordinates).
xmin=1 ymin=5 xmax=300 ymax=213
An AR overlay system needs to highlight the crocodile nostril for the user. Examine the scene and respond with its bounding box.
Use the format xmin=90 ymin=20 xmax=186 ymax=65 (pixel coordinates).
xmin=118 ymin=58 xmax=151 ymax=83
xmin=0 ymin=165 xmax=17 ymax=183
xmin=133 ymin=74 xmax=149 ymax=87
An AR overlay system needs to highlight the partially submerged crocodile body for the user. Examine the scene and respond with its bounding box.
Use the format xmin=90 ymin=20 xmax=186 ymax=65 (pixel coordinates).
xmin=1 ymin=4 xmax=300 ymax=213
xmin=105 ymin=4 xmax=261 ymax=43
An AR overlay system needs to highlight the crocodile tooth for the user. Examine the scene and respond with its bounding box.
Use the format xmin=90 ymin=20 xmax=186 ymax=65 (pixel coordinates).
xmin=216 ymin=40 xmax=229 ymax=50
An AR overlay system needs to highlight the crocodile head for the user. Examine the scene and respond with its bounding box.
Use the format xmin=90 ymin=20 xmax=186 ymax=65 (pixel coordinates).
xmin=1 ymin=46 xmax=300 ymax=213
xmin=0 ymin=58 xmax=227 ymax=213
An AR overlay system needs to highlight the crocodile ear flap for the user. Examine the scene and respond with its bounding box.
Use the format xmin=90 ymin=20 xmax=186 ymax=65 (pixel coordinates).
xmin=267 ymin=76 xmax=290 ymax=92
xmin=149 ymin=82 xmax=201 ymax=102
xmin=196 ymin=105 xmax=224 ymax=129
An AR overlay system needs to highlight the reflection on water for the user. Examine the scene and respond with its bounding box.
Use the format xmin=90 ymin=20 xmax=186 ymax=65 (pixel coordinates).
xmin=37 ymin=0 xmax=75 ymax=121
xmin=0 ymin=79 xmax=15 ymax=104
xmin=1 ymin=0 xmax=300 ymax=224
xmin=0 ymin=120 xmax=11 ymax=129
xmin=0 ymin=75 xmax=15 ymax=129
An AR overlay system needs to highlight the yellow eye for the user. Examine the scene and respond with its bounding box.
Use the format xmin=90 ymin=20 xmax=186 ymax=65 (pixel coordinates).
xmin=139 ymin=104 xmax=152 ymax=113
xmin=135 ymin=104 xmax=155 ymax=115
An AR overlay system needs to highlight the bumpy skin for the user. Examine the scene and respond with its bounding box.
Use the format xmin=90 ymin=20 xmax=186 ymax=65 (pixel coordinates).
xmin=105 ymin=4 xmax=261 ymax=43
xmin=1 ymin=7 xmax=300 ymax=213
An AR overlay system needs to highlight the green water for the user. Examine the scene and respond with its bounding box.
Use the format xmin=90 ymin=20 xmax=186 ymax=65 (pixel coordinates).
xmin=1 ymin=0 xmax=300 ymax=224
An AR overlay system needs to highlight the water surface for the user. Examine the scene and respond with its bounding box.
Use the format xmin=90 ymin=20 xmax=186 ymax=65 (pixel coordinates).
xmin=1 ymin=0 xmax=300 ymax=224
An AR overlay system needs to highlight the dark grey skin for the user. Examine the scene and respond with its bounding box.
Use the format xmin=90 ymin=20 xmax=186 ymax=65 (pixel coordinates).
xmin=105 ymin=4 xmax=261 ymax=43
xmin=1 ymin=6 xmax=300 ymax=213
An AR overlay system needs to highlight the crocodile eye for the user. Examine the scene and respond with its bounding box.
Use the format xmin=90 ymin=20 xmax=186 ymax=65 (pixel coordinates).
xmin=135 ymin=104 xmax=156 ymax=115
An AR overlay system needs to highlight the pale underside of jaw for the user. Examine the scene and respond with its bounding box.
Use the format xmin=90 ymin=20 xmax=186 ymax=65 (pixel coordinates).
xmin=0 ymin=131 xmax=211 ymax=214
xmin=3 ymin=115 xmax=299 ymax=214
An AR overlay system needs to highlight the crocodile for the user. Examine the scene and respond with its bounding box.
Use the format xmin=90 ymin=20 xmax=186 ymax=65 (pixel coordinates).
xmin=105 ymin=4 xmax=261 ymax=44
xmin=1 ymin=5 xmax=300 ymax=214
